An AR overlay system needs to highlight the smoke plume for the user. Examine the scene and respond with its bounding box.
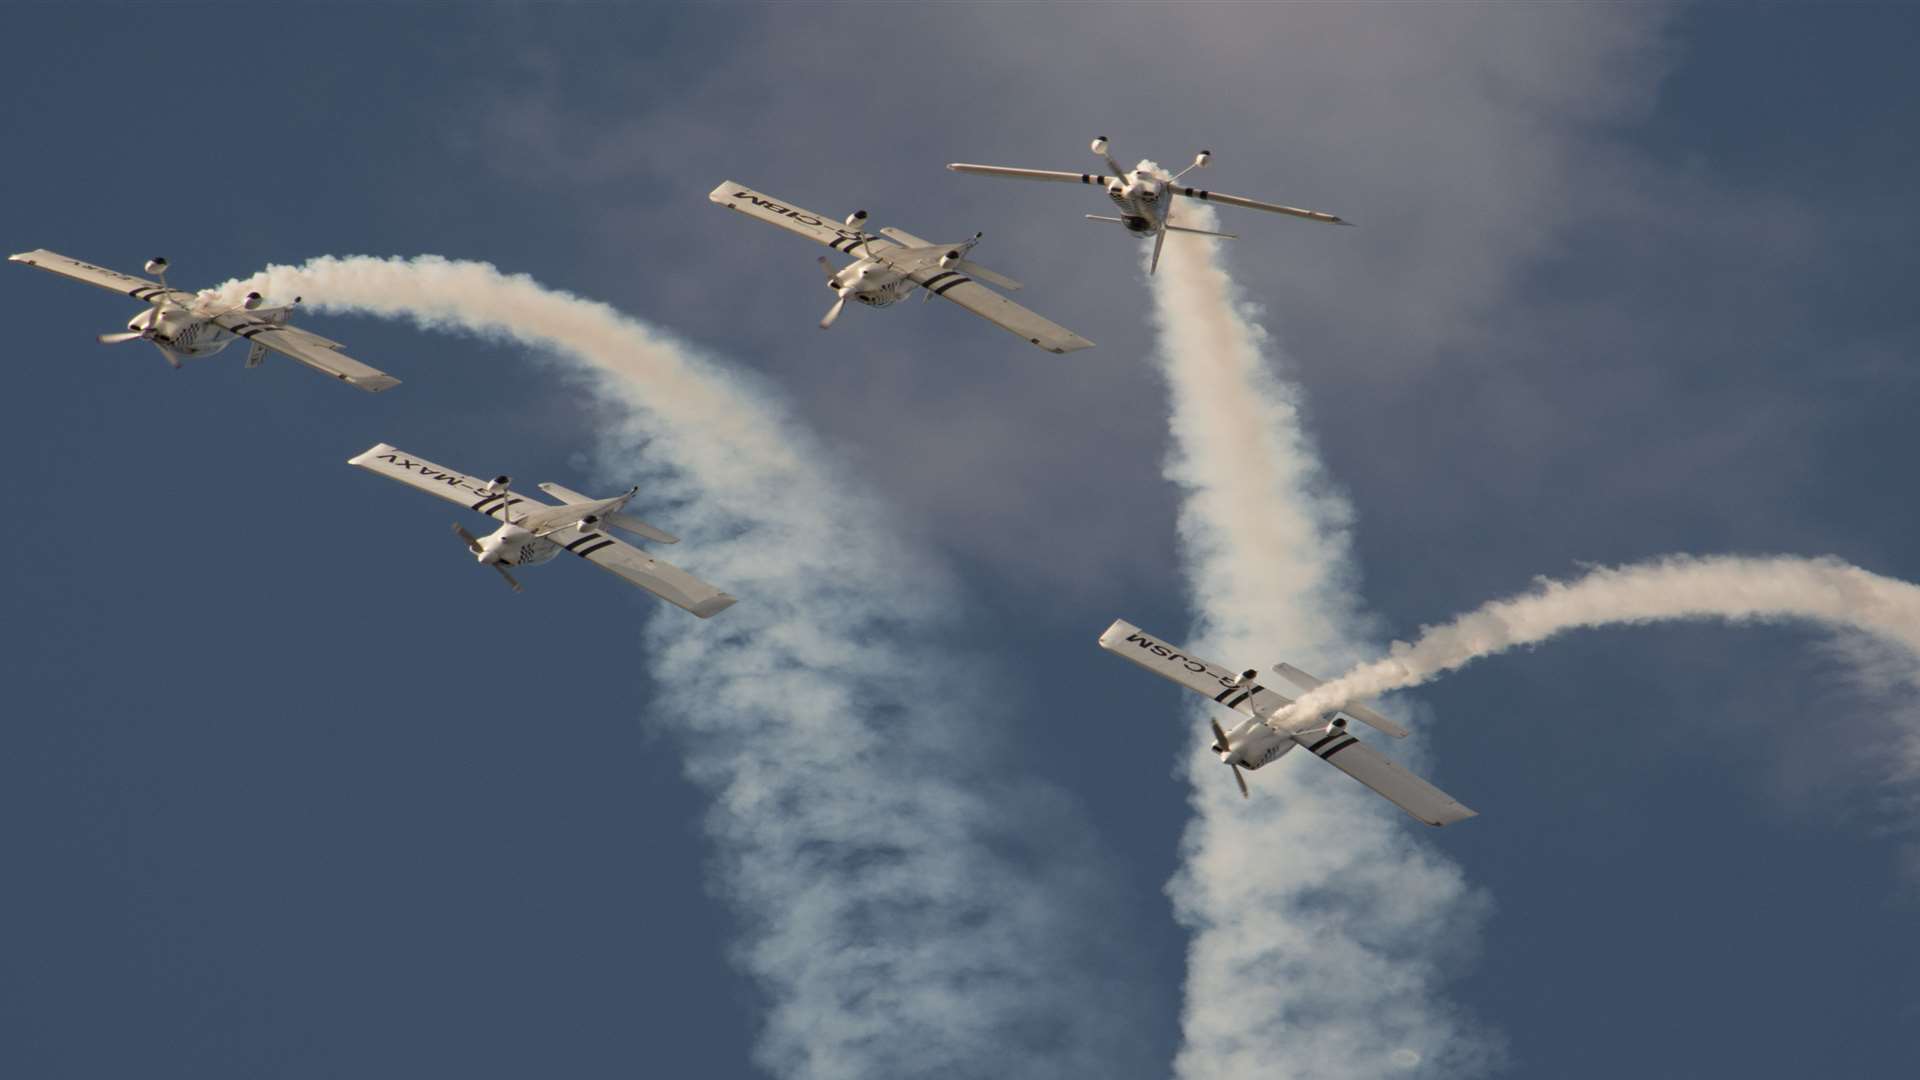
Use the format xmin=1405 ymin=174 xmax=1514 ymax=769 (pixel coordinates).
xmin=1146 ymin=208 xmax=1497 ymax=1079
xmin=1273 ymin=555 xmax=1920 ymax=729
xmin=212 ymin=257 xmax=1147 ymax=1079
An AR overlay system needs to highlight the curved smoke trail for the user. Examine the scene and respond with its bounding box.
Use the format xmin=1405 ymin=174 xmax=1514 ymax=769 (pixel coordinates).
xmin=1274 ymin=555 xmax=1920 ymax=727
xmin=211 ymin=257 xmax=1147 ymax=1079
xmin=1147 ymin=206 xmax=1497 ymax=1079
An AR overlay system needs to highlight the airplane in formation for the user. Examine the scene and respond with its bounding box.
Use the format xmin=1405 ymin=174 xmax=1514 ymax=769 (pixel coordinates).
xmin=708 ymin=181 xmax=1094 ymax=354
xmin=8 ymin=249 xmax=400 ymax=392
xmin=1099 ymin=620 xmax=1475 ymax=826
xmin=949 ymin=139 xmax=1352 ymax=273
xmin=349 ymin=443 xmax=738 ymax=618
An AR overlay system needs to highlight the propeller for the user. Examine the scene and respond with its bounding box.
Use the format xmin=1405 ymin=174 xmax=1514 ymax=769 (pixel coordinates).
xmin=1209 ymin=719 xmax=1249 ymax=799
xmin=96 ymin=330 xmax=145 ymax=344
xmin=451 ymin=522 xmax=523 ymax=592
xmin=820 ymin=293 xmax=848 ymax=329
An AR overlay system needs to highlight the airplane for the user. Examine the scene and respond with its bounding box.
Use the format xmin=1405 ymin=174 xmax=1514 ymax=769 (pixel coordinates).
xmin=948 ymin=138 xmax=1351 ymax=273
xmin=348 ymin=443 xmax=738 ymax=618
xmin=1098 ymin=619 xmax=1475 ymax=826
xmin=9 ymin=249 xmax=399 ymax=392
xmin=707 ymin=181 xmax=1095 ymax=354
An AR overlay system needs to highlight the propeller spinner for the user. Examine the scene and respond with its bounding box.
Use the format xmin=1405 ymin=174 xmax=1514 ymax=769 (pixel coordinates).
xmin=451 ymin=522 xmax=523 ymax=593
xmin=1210 ymin=719 xmax=1248 ymax=798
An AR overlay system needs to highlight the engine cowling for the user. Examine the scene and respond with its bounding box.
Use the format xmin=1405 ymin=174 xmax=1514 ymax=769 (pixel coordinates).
xmin=1193 ymin=150 xmax=1212 ymax=170
xmin=1090 ymin=136 xmax=1109 ymax=155
xmin=242 ymin=291 xmax=263 ymax=310
xmin=578 ymin=514 xmax=600 ymax=535
xmin=844 ymin=210 xmax=868 ymax=227
xmin=939 ymin=252 xmax=960 ymax=269
xmin=483 ymin=475 xmax=511 ymax=495
xmin=145 ymin=257 xmax=168 ymax=275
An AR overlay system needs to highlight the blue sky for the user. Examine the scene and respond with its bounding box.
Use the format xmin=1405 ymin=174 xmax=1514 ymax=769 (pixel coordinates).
xmin=4 ymin=4 xmax=1918 ymax=1077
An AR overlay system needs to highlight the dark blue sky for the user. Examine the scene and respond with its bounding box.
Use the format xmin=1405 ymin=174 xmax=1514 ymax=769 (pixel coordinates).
xmin=4 ymin=4 xmax=1917 ymax=1078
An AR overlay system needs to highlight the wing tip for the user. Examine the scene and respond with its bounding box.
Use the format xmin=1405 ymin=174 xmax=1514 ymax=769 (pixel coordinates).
xmin=692 ymin=593 xmax=740 ymax=619
xmin=353 ymin=375 xmax=403 ymax=393
xmin=1427 ymin=806 xmax=1479 ymax=827
xmin=346 ymin=441 xmax=398 ymax=466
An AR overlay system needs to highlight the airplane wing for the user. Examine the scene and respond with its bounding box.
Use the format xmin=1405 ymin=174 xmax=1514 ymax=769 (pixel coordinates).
xmin=210 ymin=312 xmax=400 ymax=393
xmin=349 ymin=443 xmax=548 ymax=518
xmin=708 ymin=181 xmax=886 ymax=257
xmin=1097 ymin=619 xmax=1299 ymax=720
xmin=349 ymin=444 xmax=735 ymax=617
xmin=1291 ymin=729 xmax=1477 ymax=826
xmin=555 ymin=529 xmax=736 ymax=618
xmin=9 ymin=249 xmax=194 ymax=305
xmin=947 ymin=164 xmax=1112 ymax=188
xmin=1173 ymin=187 xmax=1350 ymax=226
xmin=903 ymin=263 xmax=1094 ymax=354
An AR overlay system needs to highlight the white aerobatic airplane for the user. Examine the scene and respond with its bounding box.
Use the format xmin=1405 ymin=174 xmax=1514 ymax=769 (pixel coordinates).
xmin=9 ymin=250 xmax=399 ymax=392
xmin=1099 ymin=619 xmax=1476 ymax=826
xmin=708 ymin=181 xmax=1094 ymax=354
xmin=349 ymin=443 xmax=738 ymax=618
xmin=949 ymin=138 xmax=1351 ymax=274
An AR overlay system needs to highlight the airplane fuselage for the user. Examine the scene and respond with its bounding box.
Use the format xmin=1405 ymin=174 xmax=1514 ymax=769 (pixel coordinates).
xmin=128 ymin=303 xmax=239 ymax=363
xmin=1218 ymin=715 xmax=1296 ymax=771
xmin=1104 ymin=170 xmax=1169 ymax=234
xmin=829 ymin=257 xmax=917 ymax=309
xmin=475 ymin=523 xmax=564 ymax=568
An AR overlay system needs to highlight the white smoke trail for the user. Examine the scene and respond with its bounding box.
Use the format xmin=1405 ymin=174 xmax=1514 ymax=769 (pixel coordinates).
xmin=1147 ymin=206 xmax=1497 ymax=1079
xmin=210 ymin=257 xmax=1149 ymax=1079
xmin=1273 ymin=555 xmax=1920 ymax=727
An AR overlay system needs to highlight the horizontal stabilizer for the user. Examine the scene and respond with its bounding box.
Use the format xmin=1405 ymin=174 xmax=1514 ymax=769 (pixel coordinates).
xmin=879 ymin=226 xmax=934 ymax=248
xmin=955 ymin=258 xmax=1021 ymax=292
xmin=1165 ymin=223 xmax=1238 ymax=239
xmin=536 ymin=481 xmax=594 ymax=505
xmin=1273 ymin=663 xmax=1409 ymax=738
xmin=537 ymin=482 xmax=679 ymax=543
xmin=604 ymin=512 xmax=677 ymax=545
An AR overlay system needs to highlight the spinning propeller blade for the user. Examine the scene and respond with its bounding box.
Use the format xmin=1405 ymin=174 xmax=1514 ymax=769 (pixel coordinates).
xmin=96 ymin=330 xmax=144 ymax=344
xmin=820 ymin=295 xmax=848 ymax=329
xmin=1231 ymin=763 xmax=1248 ymax=798
xmin=492 ymin=563 xmax=524 ymax=593
xmin=451 ymin=522 xmax=522 ymax=592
